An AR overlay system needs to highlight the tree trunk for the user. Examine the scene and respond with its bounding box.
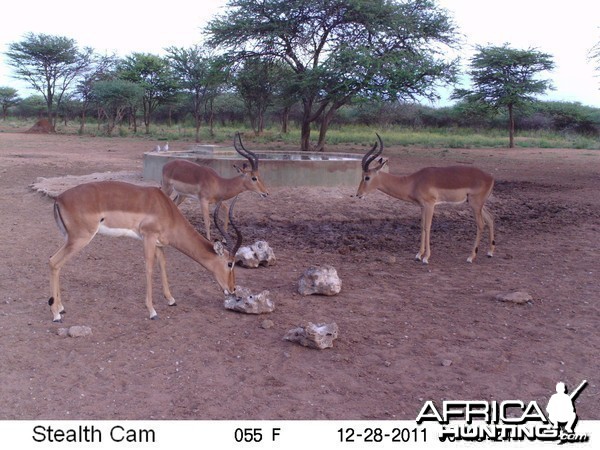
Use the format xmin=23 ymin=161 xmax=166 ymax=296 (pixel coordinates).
xmin=508 ymin=104 xmax=515 ymax=148
xmin=257 ymin=109 xmax=265 ymax=135
xmin=300 ymin=98 xmax=313 ymax=151
xmin=207 ymin=99 xmax=215 ymax=137
xmin=280 ymin=106 xmax=289 ymax=134
xmin=143 ymin=101 xmax=151 ymax=134
xmin=79 ymin=110 xmax=87 ymax=134
xmin=194 ymin=115 xmax=201 ymax=143
xmin=46 ymin=88 xmax=56 ymax=132
xmin=315 ymin=106 xmax=339 ymax=152
xmin=300 ymin=120 xmax=312 ymax=151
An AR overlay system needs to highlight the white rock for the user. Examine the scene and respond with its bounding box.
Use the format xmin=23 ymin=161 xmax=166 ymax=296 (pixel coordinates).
xmin=495 ymin=291 xmax=533 ymax=304
xmin=224 ymin=287 xmax=275 ymax=314
xmin=235 ymin=246 xmax=259 ymax=268
xmin=57 ymin=325 xmax=92 ymax=338
xmin=298 ymin=265 xmax=341 ymax=296
xmin=251 ymin=241 xmax=276 ymax=266
xmin=284 ymin=322 xmax=339 ymax=349
xmin=235 ymin=240 xmax=276 ymax=268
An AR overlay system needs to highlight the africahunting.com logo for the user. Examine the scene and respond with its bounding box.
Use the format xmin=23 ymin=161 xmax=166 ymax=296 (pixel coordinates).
xmin=416 ymin=380 xmax=589 ymax=444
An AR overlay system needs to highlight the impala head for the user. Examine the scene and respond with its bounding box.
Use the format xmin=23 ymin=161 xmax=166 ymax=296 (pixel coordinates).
xmin=212 ymin=197 xmax=243 ymax=295
xmin=356 ymin=133 xmax=388 ymax=198
xmin=234 ymin=132 xmax=269 ymax=198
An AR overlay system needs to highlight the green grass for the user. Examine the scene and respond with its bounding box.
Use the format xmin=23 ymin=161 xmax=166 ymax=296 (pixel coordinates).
xmin=2 ymin=119 xmax=599 ymax=150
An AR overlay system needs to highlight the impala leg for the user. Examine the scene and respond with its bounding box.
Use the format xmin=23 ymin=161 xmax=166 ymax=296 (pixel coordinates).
xmin=417 ymin=205 xmax=434 ymax=264
xmin=200 ymin=198 xmax=211 ymax=241
xmin=468 ymin=206 xmax=485 ymax=263
xmin=156 ymin=246 xmax=176 ymax=306
xmin=143 ymin=237 xmax=159 ymax=320
xmin=173 ymin=194 xmax=185 ymax=206
xmin=222 ymin=201 xmax=230 ymax=233
xmin=482 ymin=206 xmax=495 ymax=257
xmin=48 ymin=236 xmax=93 ymax=322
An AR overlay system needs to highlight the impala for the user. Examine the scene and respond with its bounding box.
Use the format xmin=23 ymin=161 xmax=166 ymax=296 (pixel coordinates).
xmin=356 ymin=135 xmax=495 ymax=264
xmin=48 ymin=180 xmax=242 ymax=322
xmin=161 ymin=132 xmax=269 ymax=240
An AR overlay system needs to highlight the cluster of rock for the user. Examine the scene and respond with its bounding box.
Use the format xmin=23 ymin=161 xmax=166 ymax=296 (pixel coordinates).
xmin=52 ymin=240 xmax=344 ymax=350
xmin=228 ymin=246 xmax=344 ymax=349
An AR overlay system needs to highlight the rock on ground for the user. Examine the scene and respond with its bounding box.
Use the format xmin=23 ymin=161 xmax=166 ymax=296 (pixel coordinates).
xmin=284 ymin=322 xmax=339 ymax=349
xmin=235 ymin=241 xmax=276 ymax=268
xmin=298 ymin=265 xmax=341 ymax=296
xmin=224 ymin=287 xmax=275 ymax=314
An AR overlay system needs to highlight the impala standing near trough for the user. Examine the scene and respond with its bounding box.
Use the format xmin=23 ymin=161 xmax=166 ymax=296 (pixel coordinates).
xmin=356 ymin=135 xmax=495 ymax=264
xmin=48 ymin=181 xmax=242 ymax=322
xmin=161 ymin=132 xmax=269 ymax=240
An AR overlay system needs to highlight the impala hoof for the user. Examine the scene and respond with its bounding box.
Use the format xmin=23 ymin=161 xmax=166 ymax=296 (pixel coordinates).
xmin=467 ymin=257 xmax=474 ymax=263
xmin=150 ymin=315 xmax=159 ymax=320
xmin=168 ymin=302 xmax=177 ymax=307
xmin=486 ymin=252 xmax=494 ymax=258
xmin=52 ymin=318 xmax=63 ymax=323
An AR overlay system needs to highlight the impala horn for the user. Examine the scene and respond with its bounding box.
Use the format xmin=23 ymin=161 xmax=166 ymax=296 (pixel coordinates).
xmin=213 ymin=196 xmax=243 ymax=257
xmin=361 ymin=133 xmax=384 ymax=171
xmin=234 ymin=132 xmax=259 ymax=171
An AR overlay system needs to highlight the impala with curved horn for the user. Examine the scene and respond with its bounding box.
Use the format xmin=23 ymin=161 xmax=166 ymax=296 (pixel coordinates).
xmin=161 ymin=132 xmax=269 ymax=240
xmin=356 ymin=134 xmax=495 ymax=264
xmin=48 ymin=181 xmax=243 ymax=322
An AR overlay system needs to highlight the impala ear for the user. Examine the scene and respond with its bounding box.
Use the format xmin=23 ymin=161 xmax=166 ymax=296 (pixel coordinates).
xmin=376 ymin=158 xmax=388 ymax=170
xmin=233 ymin=163 xmax=249 ymax=174
xmin=213 ymin=240 xmax=226 ymax=256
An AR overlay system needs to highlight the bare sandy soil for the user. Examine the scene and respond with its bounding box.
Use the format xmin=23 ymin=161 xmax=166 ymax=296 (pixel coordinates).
xmin=0 ymin=130 xmax=598 ymax=420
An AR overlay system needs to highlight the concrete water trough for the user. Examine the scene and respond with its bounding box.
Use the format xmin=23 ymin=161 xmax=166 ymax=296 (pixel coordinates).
xmin=143 ymin=144 xmax=364 ymax=187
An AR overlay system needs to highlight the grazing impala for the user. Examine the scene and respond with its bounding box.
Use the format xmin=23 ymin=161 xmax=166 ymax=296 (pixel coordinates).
xmin=161 ymin=132 xmax=269 ymax=240
xmin=356 ymin=135 xmax=495 ymax=264
xmin=48 ymin=181 xmax=242 ymax=322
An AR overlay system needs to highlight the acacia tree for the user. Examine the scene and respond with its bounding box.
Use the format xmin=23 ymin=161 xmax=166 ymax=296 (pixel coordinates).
xmin=234 ymin=57 xmax=288 ymax=134
xmin=166 ymin=46 xmax=220 ymax=142
xmin=207 ymin=0 xmax=458 ymax=151
xmin=74 ymin=54 xmax=118 ymax=133
xmin=5 ymin=33 xmax=94 ymax=130
xmin=0 ymin=87 xmax=21 ymax=120
xmin=453 ymin=44 xmax=555 ymax=148
xmin=590 ymin=38 xmax=600 ymax=83
xmin=91 ymin=79 xmax=143 ymax=135
xmin=118 ymin=53 xmax=178 ymax=134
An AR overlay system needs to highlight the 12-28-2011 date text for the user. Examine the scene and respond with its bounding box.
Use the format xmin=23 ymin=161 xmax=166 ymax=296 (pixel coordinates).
xmin=338 ymin=427 xmax=426 ymax=444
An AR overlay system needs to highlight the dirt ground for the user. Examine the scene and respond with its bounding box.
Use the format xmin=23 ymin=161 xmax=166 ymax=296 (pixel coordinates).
xmin=0 ymin=130 xmax=598 ymax=421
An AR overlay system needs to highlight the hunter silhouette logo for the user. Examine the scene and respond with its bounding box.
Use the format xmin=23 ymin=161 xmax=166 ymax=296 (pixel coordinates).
xmin=416 ymin=379 xmax=590 ymax=443
xmin=546 ymin=380 xmax=587 ymax=434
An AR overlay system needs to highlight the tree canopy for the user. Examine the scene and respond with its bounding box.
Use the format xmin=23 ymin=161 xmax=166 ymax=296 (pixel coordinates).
xmin=91 ymin=79 xmax=144 ymax=135
xmin=166 ymin=46 xmax=226 ymax=141
xmin=453 ymin=44 xmax=555 ymax=147
xmin=0 ymin=86 xmax=21 ymax=120
xmin=118 ymin=53 xmax=178 ymax=134
xmin=5 ymin=32 xmax=94 ymax=130
xmin=207 ymin=0 xmax=459 ymax=150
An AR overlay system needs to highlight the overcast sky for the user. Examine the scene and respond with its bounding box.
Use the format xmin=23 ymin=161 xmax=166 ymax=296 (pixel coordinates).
xmin=1 ymin=0 xmax=599 ymax=107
